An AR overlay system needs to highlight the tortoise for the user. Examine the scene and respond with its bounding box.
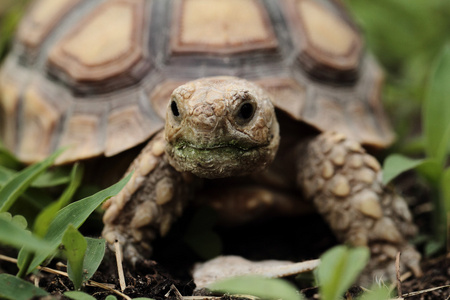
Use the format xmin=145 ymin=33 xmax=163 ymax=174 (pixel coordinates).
xmin=0 ymin=0 xmax=421 ymax=281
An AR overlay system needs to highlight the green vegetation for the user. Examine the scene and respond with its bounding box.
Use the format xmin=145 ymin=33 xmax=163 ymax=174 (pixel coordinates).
xmin=0 ymin=147 xmax=131 ymax=297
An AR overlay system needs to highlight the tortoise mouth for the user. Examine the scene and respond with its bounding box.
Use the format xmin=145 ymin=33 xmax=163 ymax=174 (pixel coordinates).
xmin=166 ymin=141 xmax=273 ymax=178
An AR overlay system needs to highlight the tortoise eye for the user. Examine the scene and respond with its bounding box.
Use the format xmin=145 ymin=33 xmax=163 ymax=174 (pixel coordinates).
xmin=236 ymin=102 xmax=256 ymax=124
xmin=171 ymin=100 xmax=180 ymax=117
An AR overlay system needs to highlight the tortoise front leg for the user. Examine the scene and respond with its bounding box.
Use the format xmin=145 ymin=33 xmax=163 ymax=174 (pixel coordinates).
xmin=297 ymin=132 xmax=421 ymax=282
xmin=102 ymin=131 xmax=195 ymax=264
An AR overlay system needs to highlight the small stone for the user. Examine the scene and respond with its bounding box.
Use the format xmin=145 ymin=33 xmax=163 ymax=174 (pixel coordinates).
xmin=329 ymin=146 xmax=346 ymax=166
xmin=330 ymin=175 xmax=350 ymax=197
xmin=363 ymin=155 xmax=381 ymax=172
xmin=321 ymin=160 xmax=334 ymax=179
xmin=354 ymin=191 xmax=383 ymax=219
xmin=152 ymin=140 xmax=166 ymax=157
xmin=155 ymin=177 xmax=174 ymax=205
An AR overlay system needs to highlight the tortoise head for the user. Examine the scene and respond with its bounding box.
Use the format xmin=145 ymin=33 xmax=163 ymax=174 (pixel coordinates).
xmin=164 ymin=76 xmax=280 ymax=178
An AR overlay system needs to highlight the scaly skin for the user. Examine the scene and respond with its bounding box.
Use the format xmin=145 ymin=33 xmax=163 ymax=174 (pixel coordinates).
xmin=102 ymin=77 xmax=421 ymax=282
xmin=165 ymin=77 xmax=280 ymax=178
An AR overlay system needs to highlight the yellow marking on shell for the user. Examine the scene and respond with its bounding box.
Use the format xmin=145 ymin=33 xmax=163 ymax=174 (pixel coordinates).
xmin=17 ymin=0 xmax=80 ymax=48
xmin=155 ymin=178 xmax=174 ymax=205
xmin=151 ymin=140 xmax=166 ymax=157
xmin=321 ymin=160 xmax=334 ymax=179
xmin=330 ymin=174 xmax=350 ymax=197
xmin=354 ymin=191 xmax=383 ymax=219
xmin=56 ymin=114 xmax=102 ymax=163
xmin=356 ymin=168 xmax=376 ymax=184
xmin=0 ymin=79 xmax=19 ymax=148
xmin=298 ymin=0 xmax=357 ymax=56
xmin=105 ymin=106 xmax=147 ymax=156
xmin=363 ymin=155 xmax=381 ymax=172
xmin=61 ymin=2 xmax=133 ymax=66
xmin=19 ymin=86 xmax=60 ymax=163
xmin=174 ymin=0 xmax=276 ymax=53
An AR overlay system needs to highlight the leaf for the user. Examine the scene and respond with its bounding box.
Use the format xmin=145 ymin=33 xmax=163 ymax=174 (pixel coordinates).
xmin=63 ymin=225 xmax=88 ymax=290
xmin=441 ymin=167 xmax=450 ymax=214
xmin=0 ymin=274 xmax=49 ymax=300
xmin=21 ymin=174 xmax=131 ymax=274
xmin=0 ymin=146 xmax=21 ymax=170
xmin=424 ymin=44 xmax=450 ymax=166
xmin=209 ymin=275 xmax=304 ymax=300
xmin=0 ymin=149 xmax=64 ymax=212
xmin=0 ymin=218 xmax=52 ymax=252
xmin=31 ymin=167 xmax=71 ymax=188
xmin=106 ymin=296 xmax=118 ymax=300
xmin=382 ymin=154 xmax=426 ymax=185
xmin=64 ymin=291 xmax=96 ymax=300
xmin=83 ymin=237 xmax=106 ymax=281
xmin=0 ymin=165 xmax=15 ymax=184
xmin=34 ymin=163 xmax=84 ymax=237
xmin=317 ymin=246 xmax=369 ymax=300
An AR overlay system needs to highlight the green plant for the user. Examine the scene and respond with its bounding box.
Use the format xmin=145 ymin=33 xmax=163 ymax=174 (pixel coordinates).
xmin=382 ymin=45 xmax=450 ymax=255
xmin=315 ymin=246 xmax=371 ymax=300
xmin=0 ymin=148 xmax=131 ymax=297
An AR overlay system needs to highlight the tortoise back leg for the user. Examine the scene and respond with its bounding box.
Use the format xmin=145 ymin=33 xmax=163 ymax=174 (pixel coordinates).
xmin=297 ymin=131 xmax=421 ymax=281
xmin=102 ymin=131 xmax=196 ymax=264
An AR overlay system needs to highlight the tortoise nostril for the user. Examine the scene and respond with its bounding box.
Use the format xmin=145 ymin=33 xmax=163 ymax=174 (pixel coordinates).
xmin=171 ymin=101 xmax=180 ymax=117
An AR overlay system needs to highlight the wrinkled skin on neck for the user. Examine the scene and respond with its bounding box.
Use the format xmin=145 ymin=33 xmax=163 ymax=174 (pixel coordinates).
xmin=165 ymin=76 xmax=280 ymax=178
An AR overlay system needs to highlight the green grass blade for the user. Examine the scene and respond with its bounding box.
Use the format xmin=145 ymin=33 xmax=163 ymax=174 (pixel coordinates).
xmin=0 ymin=149 xmax=64 ymax=213
xmin=24 ymin=174 xmax=131 ymax=273
xmin=64 ymin=291 xmax=96 ymax=300
xmin=0 ymin=165 xmax=15 ymax=184
xmin=34 ymin=163 xmax=84 ymax=237
xmin=317 ymin=246 xmax=369 ymax=300
xmin=63 ymin=225 xmax=87 ymax=290
xmin=0 ymin=218 xmax=52 ymax=253
xmin=0 ymin=274 xmax=49 ymax=300
xmin=83 ymin=237 xmax=106 ymax=281
xmin=382 ymin=154 xmax=426 ymax=185
xmin=209 ymin=275 xmax=304 ymax=300
xmin=31 ymin=167 xmax=71 ymax=188
xmin=424 ymin=44 xmax=450 ymax=166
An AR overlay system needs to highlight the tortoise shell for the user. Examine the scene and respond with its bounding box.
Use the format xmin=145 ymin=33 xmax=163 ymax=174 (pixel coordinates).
xmin=0 ymin=0 xmax=393 ymax=165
